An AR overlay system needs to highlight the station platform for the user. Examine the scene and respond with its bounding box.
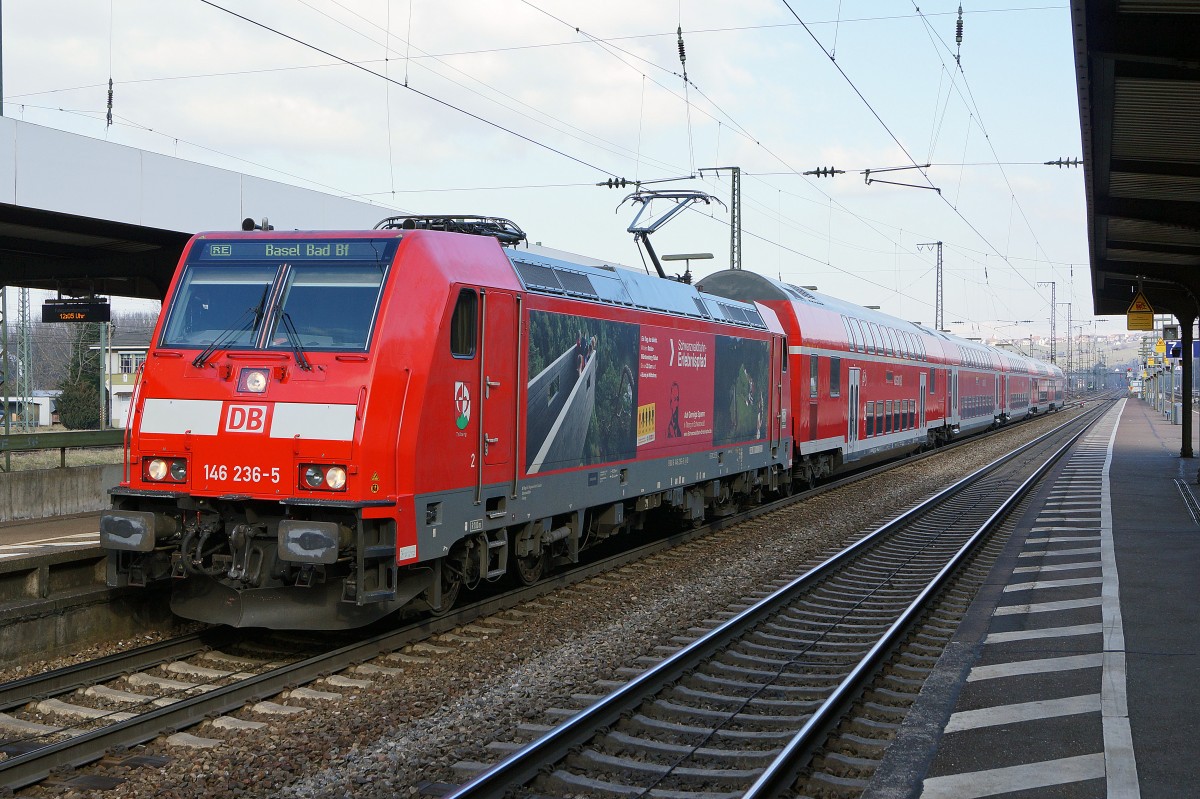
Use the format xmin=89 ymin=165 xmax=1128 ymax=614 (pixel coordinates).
xmin=867 ymin=397 xmax=1199 ymax=799
xmin=0 ymin=511 xmax=101 ymax=560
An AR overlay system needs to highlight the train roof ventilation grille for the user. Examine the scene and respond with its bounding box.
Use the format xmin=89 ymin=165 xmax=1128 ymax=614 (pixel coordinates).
xmin=554 ymin=270 xmax=598 ymax=298
xmin=514 ymin=261 xmax=564 ymax=293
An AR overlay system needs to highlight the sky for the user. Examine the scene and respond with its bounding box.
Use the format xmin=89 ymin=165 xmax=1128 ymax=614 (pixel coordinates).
xmin=2 ymin=0 xmax=1121 ymax=345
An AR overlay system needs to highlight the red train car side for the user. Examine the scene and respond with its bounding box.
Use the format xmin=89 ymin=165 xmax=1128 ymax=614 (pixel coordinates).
xmin=697 ymin=270 xmax=1064 ymax=483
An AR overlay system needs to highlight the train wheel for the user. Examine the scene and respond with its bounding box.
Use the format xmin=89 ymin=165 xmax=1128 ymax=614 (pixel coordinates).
xmin=512 ymin=552 xmax=545 ymax=585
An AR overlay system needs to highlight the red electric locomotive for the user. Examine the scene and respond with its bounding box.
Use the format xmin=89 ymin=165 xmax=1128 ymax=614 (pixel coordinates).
xmin=101 ymin=217 xmax=794 ymax=629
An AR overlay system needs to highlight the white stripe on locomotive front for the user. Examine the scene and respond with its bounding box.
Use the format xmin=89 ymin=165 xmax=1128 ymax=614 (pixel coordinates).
xmin=140 ymin=398 xmax=357 ymax=441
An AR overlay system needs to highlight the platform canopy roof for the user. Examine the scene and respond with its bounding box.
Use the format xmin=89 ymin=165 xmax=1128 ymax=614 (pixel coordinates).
xmin=1073 ymin=0 xmax=1200 ymax=320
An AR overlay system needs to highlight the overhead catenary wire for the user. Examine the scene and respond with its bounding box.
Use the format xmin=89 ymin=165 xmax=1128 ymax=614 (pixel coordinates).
xmin=516 ymin=0 xmax=959 ymax=297
xmin=910 ymin=4 xmax=1071 ymax=291
xmin=777 ymin=0 xmax=1048 ymax=301
xmin=196 ymin=0 xmax=621 ymax=179
xmin=295 ymin=0 xmax=689 ymax=180
xmin=16 ymin=3 xmax=1077 ymax=325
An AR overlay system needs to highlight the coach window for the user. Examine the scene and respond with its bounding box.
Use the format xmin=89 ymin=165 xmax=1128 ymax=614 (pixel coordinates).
xmin=929 ymin=368 xmax=937 ymax=394
xmin=908 ymin=399 xmax=915 ymax=429
xmin=866 ymin=401 xmax=875 ymax=436
xmin=893 ymin=401 xmax=901 ymax=432
xmin=863 ymin=322 xmax=876 ymax=354
xmin=885 ymin=400 xmax=893 ymax=433
xmin=810 ymin=355 xmax=819 ymax=397
xmin=450 ymin=288 xmax=478 ymax=357
xmin=829 ymin=356 xmax=841 ymax=397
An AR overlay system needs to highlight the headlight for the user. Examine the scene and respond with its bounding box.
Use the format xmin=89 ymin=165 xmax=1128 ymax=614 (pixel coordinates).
xmin=304 ymin=466 xmax=325 ymax=488
xmin=325 ymin=466 xmax=347 ymax=490
xmin=144 ymin=457 xmax=187 ymax=483
xmin=300 ymin=464 xmax=348 ymax=491
xmin=238 ymin=368 xmax=270 ymax=393
xmin=147 ymin=458 xmax=168 ymax=481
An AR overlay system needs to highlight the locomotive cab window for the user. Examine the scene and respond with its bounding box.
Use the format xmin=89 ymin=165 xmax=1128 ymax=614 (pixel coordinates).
xmin=160 ymin=238 xmax=394 ymax=351
xmin=450 ymin=289 xmax=478 ymax=358
xmin=268 ymin=265 xmax=388 ymax=351
xmin=161 ymin=264 xmax=277 ymax=347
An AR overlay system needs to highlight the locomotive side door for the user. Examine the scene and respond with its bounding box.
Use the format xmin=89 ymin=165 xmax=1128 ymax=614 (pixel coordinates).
xmin=476 ymin=289 xmax=518 ymax=499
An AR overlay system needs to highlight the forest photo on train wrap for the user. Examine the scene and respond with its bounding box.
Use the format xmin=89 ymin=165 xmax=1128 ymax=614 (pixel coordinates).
xmin=712 ymin=336 xmax=770 ymax=447
xmin=525 ymin=310 xmax=638 ymax=473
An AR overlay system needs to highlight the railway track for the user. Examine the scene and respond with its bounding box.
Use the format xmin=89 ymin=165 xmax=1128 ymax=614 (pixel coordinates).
xmin=440 ymin=400 xmax=1112 ymax=798
xmin=0 ymin=399 xmax=1110 ymax=794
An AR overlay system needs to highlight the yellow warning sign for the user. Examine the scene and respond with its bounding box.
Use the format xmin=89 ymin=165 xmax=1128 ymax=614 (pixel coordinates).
xmin=1155 ymin=338 xmax=1166 ymax=354
xmin=1127 ymin=291 xmax=1154 ymax=330
xmin=1127 ymin=313 xmax=1153 ymax=331
xmin=1128 ymin=292 xmax=1154 ymax=313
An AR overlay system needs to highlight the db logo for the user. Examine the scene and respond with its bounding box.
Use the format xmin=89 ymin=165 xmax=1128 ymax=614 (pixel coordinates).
xmin=224 ymin=403 xmax=270 ymax=433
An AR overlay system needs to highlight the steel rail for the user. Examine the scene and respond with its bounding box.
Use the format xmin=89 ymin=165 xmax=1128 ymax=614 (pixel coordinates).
xmin=742 ymin=399 xmax=1102 ymax=797
xmin=440 ymin=401 xmax=1110 ymax=798
xmin=0 ymin=630 xmax=229 ymax=712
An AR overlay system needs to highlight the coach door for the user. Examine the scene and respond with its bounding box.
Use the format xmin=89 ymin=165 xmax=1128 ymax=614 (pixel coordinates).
xmin=950 ymin=369 xmax=960 ymax=426
xmin=476 ymin=289 xmax=518 ymax=503
xmin=847 ymin=368 xmax=861 ymax=447
xmin=919 ymin=372 xmax=927 ymax=428
xmin=770 ymin=336 xmax=786 ymax=450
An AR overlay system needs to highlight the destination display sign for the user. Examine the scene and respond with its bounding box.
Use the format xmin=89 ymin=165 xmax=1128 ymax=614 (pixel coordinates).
xmin=194 ymin=240 xmax=390 ymax=262
xmin=41 ymin=300 xmax=111 ymax=323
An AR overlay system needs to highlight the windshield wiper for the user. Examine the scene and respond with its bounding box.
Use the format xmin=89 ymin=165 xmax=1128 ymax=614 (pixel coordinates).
xmin=191 ymin=289 xmax=269 ymax=368
xmin=276 ymin=310 xmax=313 ymax=371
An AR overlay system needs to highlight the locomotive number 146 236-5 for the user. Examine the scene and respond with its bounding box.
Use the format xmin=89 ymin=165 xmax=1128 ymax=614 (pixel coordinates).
xmin=203 ymin=463 xmax=282 ymax=484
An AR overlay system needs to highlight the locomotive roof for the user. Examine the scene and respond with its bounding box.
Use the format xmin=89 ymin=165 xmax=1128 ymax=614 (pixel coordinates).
xmin=505 ymin=245 xmax=770 ymax=332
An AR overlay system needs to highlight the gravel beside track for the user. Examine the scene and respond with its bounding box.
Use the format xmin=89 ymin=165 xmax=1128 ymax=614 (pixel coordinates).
xmin=18 ymin=408 xmax=1086 ymax=799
